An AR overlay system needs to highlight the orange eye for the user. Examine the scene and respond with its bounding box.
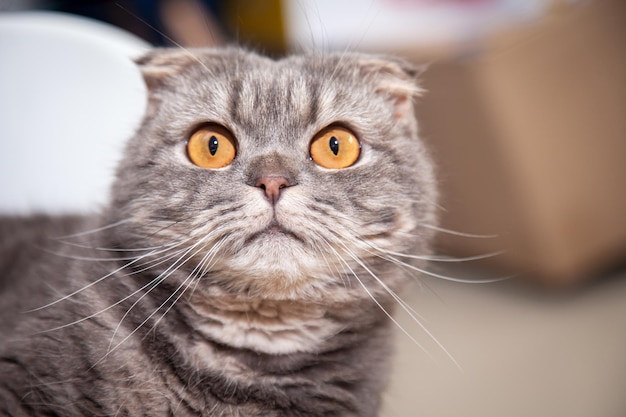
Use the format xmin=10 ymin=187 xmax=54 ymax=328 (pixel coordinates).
xmin=310 ymin=126 xmax=360 ymax=169
xmin=187 ymin=124 xmax=236 ymax=169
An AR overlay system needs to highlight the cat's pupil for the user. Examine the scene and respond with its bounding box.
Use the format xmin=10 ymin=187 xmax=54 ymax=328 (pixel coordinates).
xmin=208 ymin=136 xmax=219 ymax=155
xmin=329 ymin=137 xmax=339 ymax=155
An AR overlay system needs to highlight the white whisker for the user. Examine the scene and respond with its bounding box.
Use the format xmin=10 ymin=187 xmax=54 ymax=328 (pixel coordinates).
xmin=26 ymin=251 xmax=155 ymax=313
xmin=309 ymin=231 xmax=349 ymax=290
xmin=143 ymin=236 xmax=228 ymax=338
xmin=35 ymin=252 xmax=187 ymax=334
xmin=50 ymin=219 xmax=130 ymax=240
xmin=103 ymin=233 xmax=218 ymax=360
xmin=123 ymin=246 xmax=191 ymax=277
xmin=372 ymin=246 xmax=506 ymax=263
xmin=330 ymin=245 xmax=434 ymax=361
xmin=420 ymin=224 xmax=501 ymax=239
xmin=316 ymin=215 xmax=511 ymax=283
xmin=332 ymin=239 xmax=462 ymax=371
xmin=50 ymin=238 xmax=176 ymax=253
xmin=378 ymin=252 xmax=514 ymax=284
xmin=115 ymin=3 xmax=213 ymax=75
xmin=33 ymin=242 xmax=200 ymax=334
xmin=26 ymin=239 xmax=193 ymax=313
xmin=34 ymin=246 xmax=143 ymax=262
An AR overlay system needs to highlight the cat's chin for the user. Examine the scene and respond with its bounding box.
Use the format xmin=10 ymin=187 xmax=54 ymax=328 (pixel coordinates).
xmin=217 ymin=229 xmax=335 ymax=300
xmin=244 ymin=222 xmax=304 ymax=246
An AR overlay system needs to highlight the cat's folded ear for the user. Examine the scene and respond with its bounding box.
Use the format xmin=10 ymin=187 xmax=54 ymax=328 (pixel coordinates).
xmin=357 ymin=56 xmax=427 ymax=120
xmin=135 ymin=49 xmax=203 ymax=116
xmin=135 ymin=48 xmax=198 ymax=90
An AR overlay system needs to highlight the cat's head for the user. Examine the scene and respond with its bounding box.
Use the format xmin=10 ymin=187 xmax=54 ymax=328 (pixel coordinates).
xmin=108 ymin=47 xmax=437 ymax=302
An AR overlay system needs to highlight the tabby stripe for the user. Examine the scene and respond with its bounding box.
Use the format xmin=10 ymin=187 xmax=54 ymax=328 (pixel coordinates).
xmin=229 ymin=78 xmax=243 ymax=124
xmin=307 ymin=80 xmax=320 ymax=125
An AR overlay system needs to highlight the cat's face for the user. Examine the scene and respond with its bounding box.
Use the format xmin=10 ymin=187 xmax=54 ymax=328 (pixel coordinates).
xmin=108 ymin=48 xmax=437 ymax=302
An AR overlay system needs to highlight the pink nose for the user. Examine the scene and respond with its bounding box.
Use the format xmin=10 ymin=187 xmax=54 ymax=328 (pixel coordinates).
xmin=254 ymin=175 xmax=291 ymax=204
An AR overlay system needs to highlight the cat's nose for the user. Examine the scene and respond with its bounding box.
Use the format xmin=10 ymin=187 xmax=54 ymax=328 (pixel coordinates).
xmin=254 ymin=175 xmax=293 ymax=205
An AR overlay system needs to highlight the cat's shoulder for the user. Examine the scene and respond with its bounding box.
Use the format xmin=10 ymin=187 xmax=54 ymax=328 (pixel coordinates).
xmin=0 ymin=214 xmax=96 ymax=314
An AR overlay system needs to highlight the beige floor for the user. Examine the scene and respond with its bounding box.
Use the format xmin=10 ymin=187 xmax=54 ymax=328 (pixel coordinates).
xmin=381 ymin=270 xmax=626 ymax=417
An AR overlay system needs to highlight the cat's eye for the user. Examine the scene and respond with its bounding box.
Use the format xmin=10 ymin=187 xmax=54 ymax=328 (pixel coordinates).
xmin=310 ymin=126 xmax=360 ymax=169
xmin=187 ymin=124 xmax=236 ymax=169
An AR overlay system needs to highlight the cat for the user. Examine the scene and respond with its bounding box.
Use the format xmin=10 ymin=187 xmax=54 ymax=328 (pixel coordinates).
xmin=0 ymin=47 xmax=438 ymax=417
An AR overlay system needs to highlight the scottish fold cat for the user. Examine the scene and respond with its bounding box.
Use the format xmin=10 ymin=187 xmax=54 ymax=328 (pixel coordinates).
xmin=0 ymin=47 xmax=437 ymax=416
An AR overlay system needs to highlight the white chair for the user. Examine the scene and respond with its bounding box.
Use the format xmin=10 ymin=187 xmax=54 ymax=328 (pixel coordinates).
xmin=0 ymin=11 xmax=149 ymax=214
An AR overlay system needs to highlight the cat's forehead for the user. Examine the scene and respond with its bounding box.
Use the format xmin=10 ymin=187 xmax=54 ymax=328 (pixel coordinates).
xmin=224 ymin=59 xmax=324 ymax=131
xmin=202 ymin=53 xmax=357 ymax=97
xmin=155 ymin=51 xmax=382 ymax=138
xmin=197 ymin=50 xmax=355 ymax=82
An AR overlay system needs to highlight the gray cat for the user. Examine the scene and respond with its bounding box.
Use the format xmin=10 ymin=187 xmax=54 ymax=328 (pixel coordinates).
xmin=0 ymin=47 xmax=437 ymax=417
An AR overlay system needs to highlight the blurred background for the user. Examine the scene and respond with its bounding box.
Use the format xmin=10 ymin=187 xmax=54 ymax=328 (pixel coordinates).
xmin=1 ymin=1 xmax=625 ymax=416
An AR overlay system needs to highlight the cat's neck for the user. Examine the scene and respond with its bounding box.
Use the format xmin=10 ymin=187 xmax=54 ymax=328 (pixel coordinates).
xmin=184 ymin=286 xmax=383 ymax=355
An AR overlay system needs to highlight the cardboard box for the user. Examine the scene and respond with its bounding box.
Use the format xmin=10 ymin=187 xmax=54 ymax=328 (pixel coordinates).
xmin=417 ymin=0 xmax=626 ymax=285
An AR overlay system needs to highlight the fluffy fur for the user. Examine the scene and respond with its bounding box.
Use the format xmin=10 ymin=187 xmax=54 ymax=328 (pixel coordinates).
xmin=0 ymin=48 xmax=437 ymax=416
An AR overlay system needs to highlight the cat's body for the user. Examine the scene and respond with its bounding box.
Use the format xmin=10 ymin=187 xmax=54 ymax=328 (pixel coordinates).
xmin=0 ymin=48 xmax=437 ymax=416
